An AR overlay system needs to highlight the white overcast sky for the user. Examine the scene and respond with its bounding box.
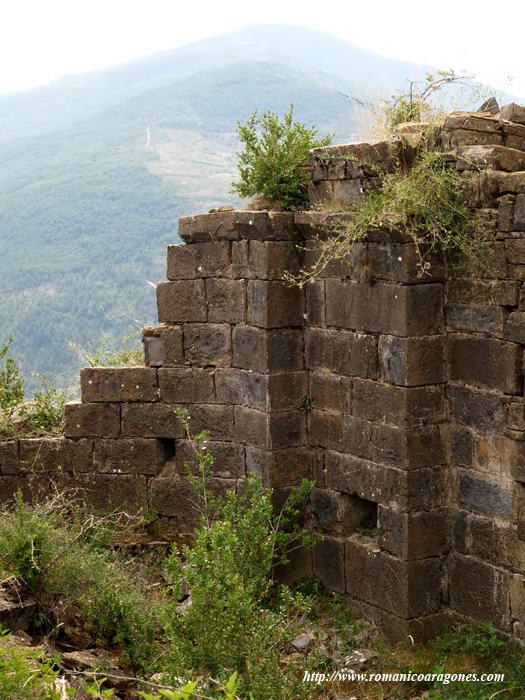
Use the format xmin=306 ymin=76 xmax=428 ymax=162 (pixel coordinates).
xmin=1 ymin=0 xmax=524 ymax=97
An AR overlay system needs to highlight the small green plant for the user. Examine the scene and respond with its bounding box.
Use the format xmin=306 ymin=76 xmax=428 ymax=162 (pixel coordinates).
xmin=381 ymin=70 xmax=474 ymax=134
xmin=289 ymin=145 xmax=488 ymax=285
xmin=0 ymin=491 xmax=159 ymax=670
xmin=160 ymin=409 xmax=315 ymax=699
xmin=431 ymin=621 xmax=505 ymax=659
xmin=0 ymin=629 xmax=66 ymax=699
xmin=140 ymin=673 xmax=239 ymax=700
xmin=231 ymin=105 xmax=331 ymax=210
xmin=0 ymin=338 xmax=25 ymax=420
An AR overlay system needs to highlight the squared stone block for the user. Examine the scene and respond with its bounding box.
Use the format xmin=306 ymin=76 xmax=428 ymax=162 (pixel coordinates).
xmin=305 ymin=328 xmax=378 ymax=378
xmin=379 ymin=335 xmax=445 ymax=386
xmin=313 ymin=536 xmax=345 ymax=594
xmin=179 ymin=211 xmax=298 ymax=243
xmin=231 ymin=240 xmax=301 ymax=280
xmin=448 ymin=553 xmax=509 ymax=630
xmin=184 ymin=324 xmax=231 ymax=367
xmin=156 ymin=280 xmax=207 ymax=323
xmin=345 ymin=538 xmax=442 ymax=617
xmin=214 ymin=369 xmax=267 ymax=409
xmin=206 ymin=279 xmax=246 ymax=323
xmin=457 ymin=145 xmax=525 ymax=172
xmin=372 ymin=423 xmax=446 ymax=470
xmin=353 ymin=379 xmax=445 ymax=427
xmin=447 ymin=384 xmax=507 ymax=430
xmin=80 ymin=367 xmax=159 ymax=403
xmin=379 ymin=506 xmax=450 ymax=560
xmin=247 ymin=280 xmax=303 ymax=328
xmin=93 ymin=438 xmax=167 ymax=475
xmin=142 ymin=325 xmax=183 ymax=367
xmin=505 ymin=311 xmax=525 ymax=343
xmin=121 ymin=403 xmax=185 ymax=438
xmin=267 ymin=372 xmax=308 ymax=411
xmin=305 ymin=280 xmax=325 ymax=326
xmin=19 ymin=437 xmax=93 ymax=473
xmin=166 ymin=241 xmax=231 ymax=279
xmin=232 ymin=326 xmax=303 ymax=373
xmin=234 ymin=406 xmax=306 ymax=449
xmin=0 ymin=442 xmax=19 ymax=475
xmin=446 ymin=279 xmax=519 ymax=306
xmin=158 ymin=368 xmax=214 ymax=404
xmin=325 ymin=280 xmax=443 ymax=336
xmin=458 ymin=468 xmax=513 ymax=519
xmin=171 ymin=404 xmax=234 ymax=441
xmin=245 ymin=446 xmax=321 ymax=488
xmin=75 ymin=474 xmax=148 ymax=513
xmin=446 ymin=306 xmax=507 ymax=336
xmin=308 ymin=409 xmax=344 ymax=451
xmin=449 ymin=335 xmax=522 ymax=394
xmin=168 ymin=439 xmax=245 ymax=479
xmin=309 ymin=370 xmax=352 ymax=412
xmin=64 ymin=402 xmax=120 ymax=438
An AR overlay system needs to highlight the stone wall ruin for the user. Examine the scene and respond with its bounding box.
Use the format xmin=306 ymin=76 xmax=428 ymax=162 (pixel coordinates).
xmin=4 ymin=103 xmax=525 ymax=640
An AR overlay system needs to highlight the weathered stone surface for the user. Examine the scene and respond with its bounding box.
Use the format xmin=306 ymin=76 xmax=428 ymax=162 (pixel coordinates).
xmin=345 ymin=538 xmax=442 ymax=617
xmin=234 ymin=406 xmax=305 ymax=449
xmin=64 ymin=402 xmax=120 ymax=438
xmin=246 ymin=446 xmax=322 ymax=488
xmin=214 ymin=368 xmax=267 ymax=408
xmin=166 ymin=242 xmax=231 ymax=279
xmin=379 ymin=335 xmax=445 ymax=386
xmin=76 ymin=474 xmax=148 ymax=512
xmin=184 ymin=324 xmax=231 ymax=367
xmin=305 ymin=328 xmax=378 ymax=378
xmin=313 ymin=536 xmax=345 ymax=594
xmin=458 ymin=145 xmax=525 ymax=172
xmin=372 ymin=423 xmax=446 ymax=470
xmin=460 ymin=171 xmax=500 ymax=208
xmin=311 ymin=140 xmax=399 ymax=173
xmin=506 ymin=238 xmax=525 ymax=264
xmin=267 ymin=372 xmax=308 ymax=411
xmin=498 ymin=194 xmax=515 ymax=232
xmin=325 ymin=451 xmax=445 ymax=510
xmin=505 ymin=311 xmax=525 ymax=343
xmin=142 ymin=325 xmax=183 ymax=366
xmin=458 ymin=469 xmax=513 ymax=518
xmin=158 ymin=368 xmax=214 ymax=404
xmin=80 ymin=367 xmax=158 ymax=403
xmin=500 ymin=103 xmax=525 ymax=125
xmin=148 ymin=474 xmax=200 ymax=527
xmin=443 ymin=129 xmax=502 ymax=149
xmin=498 ymin=171 xmax=525 ymax=194
xmin=232 ymin=240 xmax=301 ymax=280
xmin=449 ymin=335 xmax=522 ymax=394
xmin=121 ymin=403 xmax=185 ymax=438
xmin=171 ymin=404 xmax=234 ymax=440
xmin=156 ymin=280 xmax=207 ymax=322
xmin=0 ymin=442 xmax=18 ymax=475
xmin=309 ymin=369 xmax=352 ymax=412
xmin=178 ymin=211 xmax=298 ymax=243
xmin=449 ymin=554 xmax=510 ymax=629
xmin=325 ymin=280 xmax=443 ymax=336
xmin=232 ymin=327 xmax=303 ymax=373
xmin=447 ymin=384 xmax=507 ymax=430
xmin=308 ymin=409 xmax=344 ymax=451
xmin=447 ymin=278 xmax=519 ymax=306
xmin=305 ymin=281 xmax=325 ymax=326
xmin=168 ymin=439 xmax=245 ymax=479
xmin=19 ymin=438 xmax=93 ymax=473
xmin=353 ymin=379 xmax=445 ymax=427
xmin=308 ymin=179 xmax=365 ymax=207
xmin=206 ymin=279 xmax=246 ymax=323
xmin=443 ymin=112 xmax=500 ymax=133
xmin=446 ymin=306 xmax=507 ymax=335
xmin=311 ymin=488 xmax=377 ymax=535
xmin=379 ymin=507 xmax=450 ymax=560
xmin=247 ymin=280 xmax=303 ymax=328
xmin=515 ymin=194 xmax=525 ymax=231
xmin=93 ymin=438 xmax=166 ymax=475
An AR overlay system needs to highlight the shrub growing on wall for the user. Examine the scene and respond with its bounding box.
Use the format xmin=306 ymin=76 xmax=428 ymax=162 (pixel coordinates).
xmin=231 ymin=105 xmax=331 ymax=210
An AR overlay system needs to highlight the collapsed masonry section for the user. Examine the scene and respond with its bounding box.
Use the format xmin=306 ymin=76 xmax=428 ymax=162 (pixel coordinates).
xmin=4 ymin=104 xmax=525 ymax=641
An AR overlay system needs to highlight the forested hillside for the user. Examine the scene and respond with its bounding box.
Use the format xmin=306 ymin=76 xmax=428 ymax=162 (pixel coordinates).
xmin=0 ymin=25 xmax=434 ymax=389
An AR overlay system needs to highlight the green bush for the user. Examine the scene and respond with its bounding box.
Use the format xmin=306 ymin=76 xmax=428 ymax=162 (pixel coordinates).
xmin=231 ymin=105 xmax=331 ymax=210
xmin=159 ymin=409 xmax=315 ymax=699
xmin=0 ymin=337 xmax=66 ymax=440
xmin=0 ymin=491 xmax=158 ymax=670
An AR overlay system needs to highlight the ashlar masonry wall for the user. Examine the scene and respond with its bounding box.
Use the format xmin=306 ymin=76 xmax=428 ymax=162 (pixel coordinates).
xmin=4 ymin=104 xmax=525 ymax=641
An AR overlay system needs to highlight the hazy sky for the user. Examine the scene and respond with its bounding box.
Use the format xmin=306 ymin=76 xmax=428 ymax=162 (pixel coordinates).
xmin=1 ymin=0 xmax=524 ymax=97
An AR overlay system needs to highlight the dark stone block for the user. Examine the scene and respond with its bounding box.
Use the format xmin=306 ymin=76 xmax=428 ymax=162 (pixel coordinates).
xmin=156 ymin=280 xmax=207 ymax=322
xmin=449 ymin=335 xmax=522 ymax=394
xmin=80 ymin=367 xmax=159 ymax=403
xmin=64 ymin=402 xmax=121 ymax=438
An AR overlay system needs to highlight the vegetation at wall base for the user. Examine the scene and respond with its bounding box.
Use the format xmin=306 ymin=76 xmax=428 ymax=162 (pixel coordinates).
xmin=231 ymin=105 xmax=331 ymax=210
